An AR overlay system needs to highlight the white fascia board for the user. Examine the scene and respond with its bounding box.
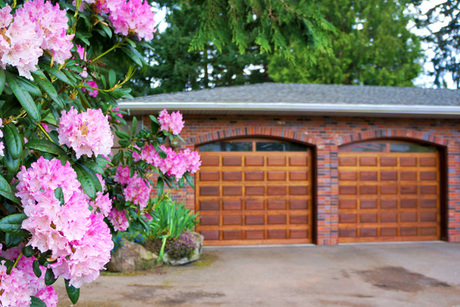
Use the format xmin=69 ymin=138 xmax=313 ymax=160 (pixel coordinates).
xmin=117 ymin=101 xmax=460 ymax=117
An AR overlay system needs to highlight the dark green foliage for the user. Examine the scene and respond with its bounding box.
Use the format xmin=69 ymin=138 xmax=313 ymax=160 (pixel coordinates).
xmin=122 ymin=3 xmax=274 ymax=96
xmin=268 ymin=0 xmax=423 ymax=86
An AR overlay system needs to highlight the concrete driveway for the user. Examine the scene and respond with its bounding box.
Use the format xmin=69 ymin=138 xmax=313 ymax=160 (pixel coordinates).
xmin=57 ymin=242 xmax=460 ymax=307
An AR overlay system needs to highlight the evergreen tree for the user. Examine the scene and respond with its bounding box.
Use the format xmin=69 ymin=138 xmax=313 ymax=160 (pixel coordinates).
xmin=129 ymin=4 xmax=271 ymax=96
xmin=413 ymin=0 xmax=460 ymax=88
xmin=267 ymin=0 xmax=423 ymax=86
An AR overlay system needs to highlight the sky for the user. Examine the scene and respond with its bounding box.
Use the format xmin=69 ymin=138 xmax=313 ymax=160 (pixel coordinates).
xmin=152 ymin=1 xmax=457 ymax=90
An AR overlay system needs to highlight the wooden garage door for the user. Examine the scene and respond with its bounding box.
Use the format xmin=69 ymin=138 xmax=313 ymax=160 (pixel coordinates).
xmin=196 ymin=139 xmax=312 ymax=245
xmin=338 ymin=140 xmax=441 ymax=243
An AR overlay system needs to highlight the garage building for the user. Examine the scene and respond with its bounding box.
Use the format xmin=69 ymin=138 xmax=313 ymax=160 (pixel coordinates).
xmin=119 ymin=83 xmax=460 ymax=245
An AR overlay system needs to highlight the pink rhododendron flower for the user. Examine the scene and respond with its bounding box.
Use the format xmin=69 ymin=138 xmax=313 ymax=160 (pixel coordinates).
xmin=158 ymin=145 xmax=187 ymax=180
xmin=0 ymin=0 xmax=74 ymax=78
xmin=124 ymin=176 xmax=151 ymax=210
xmin=58 ymin=107 xmax=113 ymax=158
xmin=106 ymin=0 xmax=155 ymax=40
xmin=181 ymin=148 xmax=201 ymax=173
xmin=0 ymin=7 xmax=43 ymax=79
xmin=19 ymin=0 xmax=74 ymax=65
xmin=50 ymin=213 xmax=113 ymax=288
xmin=108 ymin=207 xmax=129 ymax=231
xmin=158 ymin=109 xmax=184 ymax=135
xmin=114 ymin=165 xmax=151 ymax=209
xmin=0 ymin=251 xmax=59 ymax=307
xmin=82 ymin=80 xmax=99 ymax=97
xmin=114 ymin=164 xmax=132 ymax=185
xmin=79 ymin=0 xmax=155 ymax=40
xmin=0 ymin=260 xmax=31 ymax=306
xmin=16 ymin=157 xmax=114 ymax=288
xmin=90 ymin=175 xmax=112 ymax=217
xmin=133 ymin=144 xmax=161 ymax=165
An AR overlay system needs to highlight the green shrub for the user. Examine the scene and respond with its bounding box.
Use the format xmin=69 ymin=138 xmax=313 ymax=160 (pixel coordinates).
xmin=147 ymin=196 xmax=200 ymax=260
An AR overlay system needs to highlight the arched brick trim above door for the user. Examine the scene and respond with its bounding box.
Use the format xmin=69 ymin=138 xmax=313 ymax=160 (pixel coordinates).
xmin=186 ymin=127 xmax=322 ymax=147
xmin=337 ymin=129 xmax=448 ymax=147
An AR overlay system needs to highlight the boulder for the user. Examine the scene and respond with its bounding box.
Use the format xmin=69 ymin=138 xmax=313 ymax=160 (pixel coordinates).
xmin=163 ymin=232 xmax=204 ymax=266
xmin=106 ymin=238 xmax=158 ymax=272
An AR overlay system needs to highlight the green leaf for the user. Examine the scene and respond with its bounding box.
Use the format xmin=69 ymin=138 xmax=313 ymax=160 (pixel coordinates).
xmin=0 ymin=69 xmax=5 ymax=95
xmin=65 ymin=279 xmax=80 ymax=304
xmin=118 ymin=139 xmax=130 ymax=147
xmin=115 ymin=130 xmax=129 ymax=139
xmin=22 ymin=245 xmax=35 ymax=257
xmin=5 ymin=232 xmax=28 ymax=248
xmin=132 ymin=116 xmax=137 ymax=136
xmin=73 ymin=163 xmax=102 ymax=199
xmin=184 ymin=173 xmax=195 ymax=189
xmin=31 ymin=71 xmax=64 ymax=109
xmin=111 ymin=150 xmax=123 ymax=166
xmin=33 ymin=260 xmax=42 ymax=278
xmin=3 ymin=149 xmax=19 ymax=174
xmin=100 ymin=23 xmax=112 ymax=39
xmin=45 ymin=268 xmax=57 ymax=286
xmin=157 ymin=177 xmax=164 ymax=196
xmin=5 ymin=72 xmax=40 ymax=122
xmin=0 ymin=191 xmax=20 ymax=204
xmin=178 ymin=177 xmax=184 ymax=188
xmin=26 ymin=139 xmax=67 ymax=157
xmin=75 ymin=32 xmax=90 ymax=46
xmin=42 ymin=112 xmax=58 ymax=127
xmin=0 ymin=172 xmax=12 ymax=194
xmin=108 ymin=69 xmax=116 ymax=88
xmin=80 ymin=159 xmax=104 ymax=175
xmin=16 ymin=77 xmax=42 ymax=96
xmin=54 ymin=187 xmax=64 ymax=206
xmin=30 ymin=296 xmax=46 ymax=307
xmin=149 ymin=115 xmax=159 ymax=125
xmin=40 ymin=64 xmax=72 ymax=85
xmin=121 ymin=45 xmax=147 ymax=67
xmin=0 ymin=213 xmax=27 ymax=233
xmin=4 ymin=123 xmax=23 ymax=159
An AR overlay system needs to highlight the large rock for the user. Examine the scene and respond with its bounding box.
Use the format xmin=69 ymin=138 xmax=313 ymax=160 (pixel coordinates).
xmin=106 ymin=238 xmax=158 ymax=272
xmin=163 ymin=232 xmax=204 ymax=266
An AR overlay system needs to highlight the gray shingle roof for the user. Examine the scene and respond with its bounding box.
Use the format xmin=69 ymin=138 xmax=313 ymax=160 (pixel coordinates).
xmin=121 ymin=83 xmax=460 ymax=106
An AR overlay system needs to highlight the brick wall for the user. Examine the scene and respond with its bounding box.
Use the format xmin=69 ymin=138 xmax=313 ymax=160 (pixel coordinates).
xmin=143 ymin=114 xmax=460 ymax=245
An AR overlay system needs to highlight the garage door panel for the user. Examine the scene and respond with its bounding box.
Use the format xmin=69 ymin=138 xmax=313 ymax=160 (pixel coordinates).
xmin=200 ymin=186 xmax=219 ymax=196
xmin=360 ymin=199 xmax=377 ymax=209
xmin=268 ymin=171 xmax=286 ymax=181
xmin=200 ymin=201 xmax=220 ymax=211
xmin=200 ymin=171 xmax=220 ymax=181
xmin=338 ymin=147 xmax=441 ymax=243
xmin=267 ymin=156 xmax=286 ymax=166
xmin=223 ymin=200 xmax=242 ymax=210
xmin=245 ymin=200 xmax=264 ymax=210
xmin=245 ymin=156 xmax=264 ymax=166
xmin=360 ymin=157 xmax=377 ymax=166
xmin=289 ymin=156 xmax=308 ymax=166
xmin=222 ymin=172 xmax=242 ymax=181
xmin=290 ymin=200 xmax=309 ymax=209
xmin=201 ymin=156 xmax=219 ymax=166
xmin=380 ymin=157 xmax=397 ymax=166
xmin=401 ymin=171 xmax=417 ymax=180
xmin=381 ymin=199 xmax=397 ymax=209
xmin=339 ymin=199 xmax=357 ymax=209
xmin=197 ymin=143 xmax=312 ymax=245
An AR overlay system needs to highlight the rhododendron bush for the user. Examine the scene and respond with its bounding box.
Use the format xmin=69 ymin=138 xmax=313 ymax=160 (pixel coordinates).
xmin=0 ymin=0 xmax=200 ymax=306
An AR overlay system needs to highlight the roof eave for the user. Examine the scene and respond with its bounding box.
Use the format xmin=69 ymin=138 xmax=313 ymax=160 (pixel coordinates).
xmin=117 ymin=102 xmax=460 ymax=118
